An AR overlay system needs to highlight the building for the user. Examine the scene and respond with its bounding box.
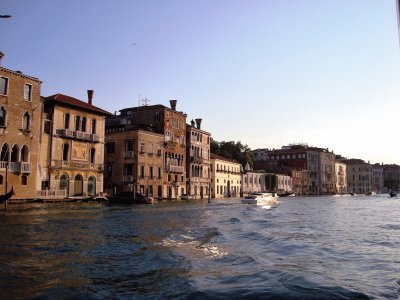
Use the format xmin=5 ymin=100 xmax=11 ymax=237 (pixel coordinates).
xmin=265 ymin=173 xmax=293 ymax=195
xmin=320 ymin=151 xmax=336 ymax=194
xmin=372 ymin=164 xmax=384 ymax=193
xmin=241 ymin=170 xmax=265 ymax=196
xmin=383 ymin=164 xmax=400 ymax=191
xmin=344 ymin=159 xmax=373 ymax=194
xmin=334 ymin=161 xmax=347 ymax=194
xmin=292 ymin=169 xmax=309 ymax=196
xmin=0 ymin=52 xmax=42 ymax=199
xmin=186 ymin=118 xmax=211 ymax=199
xmin=210 ymin=153 xmax=241 ymax=198
xmin=104 ymin=123 xmax=164 ymax=199
xmin=38 ymin=91 xmax=110 ymax=198
xmin=111 ymin=100 xmax=187 ymax=198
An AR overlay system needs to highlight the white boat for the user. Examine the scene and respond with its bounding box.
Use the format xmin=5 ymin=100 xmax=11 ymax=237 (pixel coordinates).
xmin=241 ymin=192 xmax=279 ymax=206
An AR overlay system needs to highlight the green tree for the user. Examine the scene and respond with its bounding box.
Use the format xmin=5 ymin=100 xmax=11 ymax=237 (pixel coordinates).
xmin=211 ymin=139 xmax=254 ymax=167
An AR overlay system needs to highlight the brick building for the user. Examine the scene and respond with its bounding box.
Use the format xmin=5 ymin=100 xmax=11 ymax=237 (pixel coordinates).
xmin=0 ymin=52 xmax=42 ymax=199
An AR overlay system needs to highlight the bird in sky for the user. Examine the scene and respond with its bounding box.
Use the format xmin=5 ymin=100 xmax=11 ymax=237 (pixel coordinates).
xmin=0 ymin=15 xmax=12 ymax=18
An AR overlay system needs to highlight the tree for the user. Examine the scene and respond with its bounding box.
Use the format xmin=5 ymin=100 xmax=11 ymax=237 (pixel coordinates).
xmin=211 ymin=139 xmax=254 ymax=168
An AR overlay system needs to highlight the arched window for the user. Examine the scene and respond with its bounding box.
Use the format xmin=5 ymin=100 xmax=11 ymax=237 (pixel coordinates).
xmin=91 ymin=119 xmax=96 ymax=134
xmin=60 ymin=174 xmax=69 ymax=196
xmin=75 ymin=116 xmax=80 ymax=131
xmin=64 ymin=113 xmax=70 ymax=129
xmin=81 ymin=117 xmax=87 ymax=132
xmin=11 ymin=145 xmax=19 ymax=162
xmin=21 ymin=145 xmax=29 ymax=162
xmin=22 ymin=112 xmax=30 ymax=131
xmin=0 ymin=175 xmax=3 ymax=185
xmin=0 ymin=107 xmax=6 ymax=127
xmin=21 ymin=175 xmax=27 ymax=185
xmin=90 ymin=148 xmax=95 ymax=164
xmin=1 ymin=143 xmax=9 ymax=163
xmin=62 ymin=144 xmax=69 ymax=161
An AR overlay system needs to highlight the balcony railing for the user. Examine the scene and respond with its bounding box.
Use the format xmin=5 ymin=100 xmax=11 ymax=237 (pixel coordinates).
xmin=91 ymin=134 xmax=100 ymax=142
xmin=52 ymin=160 xmax=104 ymax=171
xmin=21 ymin=162 xmax=31 ymax=173
xmin=123 ymin=175 xmax=135 ymax=182
xmin=124 ymin=151 xmax=135 ymax=158
xmin=37 ymin=190 xmax=67 ymax=198
xmin=166 ymin=165 xmax=184 ymax=173
xmin=9 ymin=162 xmax=20 ymax=172
xmin=190 ymin=156 xmax=203 ymax=164
xmin=0 ymin=161 xmax=7 ymax=169
xmin=57 ymin=129 xmax=74 ymax=138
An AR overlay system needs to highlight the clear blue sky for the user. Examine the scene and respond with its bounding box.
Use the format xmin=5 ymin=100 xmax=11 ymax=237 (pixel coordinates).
xmin=1 ymin=0 xmax=399 ymax=164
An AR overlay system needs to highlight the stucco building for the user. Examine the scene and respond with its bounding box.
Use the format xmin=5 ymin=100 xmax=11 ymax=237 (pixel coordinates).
xmin=334 ymin=161 xmax=347 ymax=194
xmin=210 ymin=153 xmax=241 ymax=198
xmin=186 ymin=118 xmax=211 ymax=199
xmin=39 ymin=91 xmax=110 ymax=198
xmin=241 ymin=171 xmax=266 ymax=196
xmin=344 ymin=159 xmax=373 ymax=194
xmin=0 ymin=52 xmax=42 ymax=199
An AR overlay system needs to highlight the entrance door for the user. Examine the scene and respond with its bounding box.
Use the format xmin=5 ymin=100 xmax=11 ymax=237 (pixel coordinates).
xmin=74 ymin=174 xmax=83 ymax=196
xmin=227 ymin=180 xmax=231 ymax=198
xmin=200 ymin=186 xmax=204 ymax=198
xmin=60 ymin=174 xmax=69 ymax=197
xmin=88 ymin=176 xmax=96 ymax=196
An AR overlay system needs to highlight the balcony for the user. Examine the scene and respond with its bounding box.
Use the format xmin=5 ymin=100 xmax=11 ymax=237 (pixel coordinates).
xmin=21 ymin=162 xmax=31 ymax=173
xmin=9 ymin=162 xmax=20 ymax=172
xmin=166 ymin=165 xmax=184 ymax=173
xmin=89 ymin=163 xmax=104 ymax=171
xmin=0 ymin=161 xmax=7 ymax=169
xmin=190 ymin=156 xmax=203 ymax=164
xmin=57 ymin=129 xmax=74 ymax=138
xmin=37 ymin=190 xmax=67 ymax=199
xmin=123 ymin=175 xmax=135 ymax=182
xmin=91 ymin=134 xmax=100 ymax=142
xmin=52 ymin=160 xmax=104 ymax=172
xmin=124 ymin=151 xmax=135 ymax=158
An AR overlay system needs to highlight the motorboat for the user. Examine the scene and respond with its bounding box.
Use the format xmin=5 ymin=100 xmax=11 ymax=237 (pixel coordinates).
xmin=241 ymin=192 xmax=279 ymax=206
xmin=366 ymin=191 xmax=376 ymax=196
xmin=389 ymin=191 xmax=398 ymax=198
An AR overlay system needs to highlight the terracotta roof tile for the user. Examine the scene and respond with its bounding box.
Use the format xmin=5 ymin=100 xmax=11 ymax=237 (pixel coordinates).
xmin=44 ymin=94 xmax=112 ymax=116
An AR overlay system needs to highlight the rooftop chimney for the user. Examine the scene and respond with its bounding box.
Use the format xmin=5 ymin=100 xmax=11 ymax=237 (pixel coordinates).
xmin=195 ymin=118 xmax=202 ymax=129
xmin=0 ymin=51 xmax=4 ymax=67
xmin=87 ymin=90 xmax=94 ymax=105
xmin=169 ymin=99 xmax=177 ymax=111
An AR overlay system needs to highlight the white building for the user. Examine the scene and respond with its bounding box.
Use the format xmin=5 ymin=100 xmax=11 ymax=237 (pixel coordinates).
xmin=210 ymin=153 xmax=241 ymax=198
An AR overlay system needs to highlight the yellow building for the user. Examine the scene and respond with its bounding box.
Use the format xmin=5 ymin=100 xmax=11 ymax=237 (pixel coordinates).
xmin=0 ymin=52 xmax=42 ymax=199
xmin=39 ymin=91 xmax=111 ymax=198
xmin=210 ymin=153 xmax=241 ymax=198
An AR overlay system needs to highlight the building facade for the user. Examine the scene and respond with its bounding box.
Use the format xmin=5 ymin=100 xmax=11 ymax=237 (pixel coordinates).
xmin=344 ymin=159 xmax=373 ymax=194
xmin=372 ymin=164 xmax=384 ymax=193
xmin=383 ymin=164 xmax=400 ymax=192
xmin=186 ymin=118 xmax=211 ymax=199
xmin=265 ymin=173 xmax=293 ymax=194
xmin=39 ymin=91 xmax=110 ymax=198
xmin=241 ymin=171 xmax=265 ymax=196
xmin=111 ymin=100 xmax=187 ymax=198
xmin=334 ymin=161 xmax=347 ymax=194
xmin=104 ymin=125 xmax=164 ymax=199
xmin=0 ymin=52 xmax=42 ymax=199
xmin=210 ymin=153 xmax=241 ymax=198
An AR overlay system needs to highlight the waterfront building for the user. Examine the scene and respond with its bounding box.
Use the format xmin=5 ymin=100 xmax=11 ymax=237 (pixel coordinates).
xmin=110 ymin=100 xmax=187 ymax=198
xmin=241 ymin=170 xmax=265 ymax=196
xmin=39 ymin=91 xmax=110 ymax=197
xmin=0 ymin=52 xmax=42 ymax=199
xmin=264 ymin=173 xmax=293 ymax=194
xmin=383 ymin=164 xmax=400 ymax=191
xmin=210 ymin=153 xmax=241 ymax=198
xmin=291 ymin=169 xmax=309 ymax=196
xmin=104 ymin=124 xmax=164 ymax=198
xmin=334 ymin=161 xmax=347 ymax=194
xmin=344 ymin=159 xmax=373 ymax=194
xmin=253 ymin=144 xmax=336 ymax=195
xmin=185 ymin=118 xmax=211 ymax=199
xmin=372 ymin=164 xmax=384 ymax=193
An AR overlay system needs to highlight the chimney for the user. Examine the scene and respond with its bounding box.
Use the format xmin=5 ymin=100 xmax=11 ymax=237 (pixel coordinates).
xmin=195 ymin=118 xmax=202 ymax=129
xmin=0 ymin=51 xmax=4 ymax=67
xmin=87 ymin=90 xmax=94 ymax=105
xmin=169 ymin=99 xmax=177 ymax=111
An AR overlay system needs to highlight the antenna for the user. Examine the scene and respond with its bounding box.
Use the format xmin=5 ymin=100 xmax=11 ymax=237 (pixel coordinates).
xmin=141 ymin=98 xmax=150 ymax=106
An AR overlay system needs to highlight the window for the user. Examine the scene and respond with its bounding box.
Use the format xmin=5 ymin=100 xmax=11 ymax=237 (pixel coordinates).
xmin=107 ymin=164 xmax=113 ymax=177
xmin=0 ymin=175 xmax=3 ymax=185
xmin=24 ymin=84 xmax=32 ymax=101
xmin=149 ymin=144 xmax=154 ymax=154
xmin=81 ymin=117 xmax=87 ymax=132
xmin=140 ymin=166 xmax=145 ymax=178
xmin=0 ymin=107 xmax=6 ymax=127
xmin=158 ymin=167 xmax=161 ymax=179
xmin=150 ymin=167 xmax=153 ymax=178
xmin=75 ymin=116 xmax=80 ymax=131
xmin=91 ymin=119 xmax=96 ymax=134
xmin=64 ymin=113 xmax=70 ymax=129
xmin=21 ymin=175 xmax=27 ymax=185
xmin=0 ymin=77 xmax=8 ymax=95
xmin=22 ymin=112 xmax=30 ymax=130
xmin=140 ymin=143 xmax=145 ymax=153
xmin=106 ymin=142 xmax=115 ymax=153
xmin=62 ymin=144 xmax=69 ymax=161
xmin=44 ymin=120 xmax=51 ymax=134
xmin=90 ymin=148 xmax=95 ymax=164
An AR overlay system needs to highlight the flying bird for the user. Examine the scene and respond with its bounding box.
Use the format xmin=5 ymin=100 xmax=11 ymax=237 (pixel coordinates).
xmin=0 ymin=15 xmax=12 ymax=18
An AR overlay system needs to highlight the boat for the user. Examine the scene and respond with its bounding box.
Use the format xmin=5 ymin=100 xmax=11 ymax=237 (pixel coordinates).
xmin=241 ymin=192 xmax=279 ymax=206
xmin=389 ymin=191 xmax=398 ymax=198
xmin=350 ymin=192 xmax=357 ymax=196
xmin=366 ymin=191 xmax=376 ymax=196
xmin=0 ymin=186 xmax=14 ymax=203
xmin=107 ymin=192 xmax=156 ymax=204
xmin=278 ymin=191 xmax=296 ymax=197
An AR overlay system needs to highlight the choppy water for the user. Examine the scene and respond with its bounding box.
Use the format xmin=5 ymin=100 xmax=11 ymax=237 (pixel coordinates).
xmin=0 ymin=195 xmax=399 ymax=299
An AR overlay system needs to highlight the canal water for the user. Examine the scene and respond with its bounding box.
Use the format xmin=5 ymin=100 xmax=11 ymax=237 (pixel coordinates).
xmin=0 ymin=195 xmax=399 ymax=299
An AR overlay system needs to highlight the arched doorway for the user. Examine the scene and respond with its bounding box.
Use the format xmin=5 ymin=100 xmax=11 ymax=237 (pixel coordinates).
xmin=200 ymin=186 xmax=204 ymax=198
xmin=88 ymin=176 xmax=96 ymax=196
xmin=74 ymin=174 xmax=83 ymax=196
xmin=227 ymin=180 xmax=231 ymax=198
xmin=59 ymin=174 xmax=69 ymax=197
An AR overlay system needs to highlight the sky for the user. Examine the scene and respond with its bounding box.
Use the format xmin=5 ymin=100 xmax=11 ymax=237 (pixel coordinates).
xmin=1 ymin=0 xmax=400 ymax=165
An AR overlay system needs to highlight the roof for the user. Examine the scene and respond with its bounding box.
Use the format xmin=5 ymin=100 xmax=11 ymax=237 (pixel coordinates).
xmin=119 ymin=104 xmax=187 ymax=117
xmin=0 ymin=66 xmax=41 ymax=83
xmin=44 ymin=94 xmax=112 ymax=116
xmin=210 ymin=153 xmax=239 ymax=164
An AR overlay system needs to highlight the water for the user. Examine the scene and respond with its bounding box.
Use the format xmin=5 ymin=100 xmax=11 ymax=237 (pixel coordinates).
xmin=0 ymin=195 xmax=399 ymax=299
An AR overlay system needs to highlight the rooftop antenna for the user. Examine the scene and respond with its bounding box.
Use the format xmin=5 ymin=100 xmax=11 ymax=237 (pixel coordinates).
xmin=141 ymin=98 xmax=150 ymax=106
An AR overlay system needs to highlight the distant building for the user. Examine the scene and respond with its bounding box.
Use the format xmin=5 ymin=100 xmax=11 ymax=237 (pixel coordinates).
xmin=334 ymin=161 xmax=347 ymax=194
xmin=241 ymin=170 xmax=265 ymax=196
xmin=344 ymin=159 xmax=373 ymax=194
xmin=0 ymin=52 xmax=42 ymax=199
xmin=39 ymin=91 xmax=111 ymax=198
xmin=383 ymin=164 xmax=400 ymax=191
xmin=372 ymin=164 xmax=384 ymax=193
xmin=265 ymin=173 xmax=293 ymax=194
xmin=186 ymin=118 xmax=211 ymax=199
xmin=210 ymin=153 xmax=241 ymax=198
